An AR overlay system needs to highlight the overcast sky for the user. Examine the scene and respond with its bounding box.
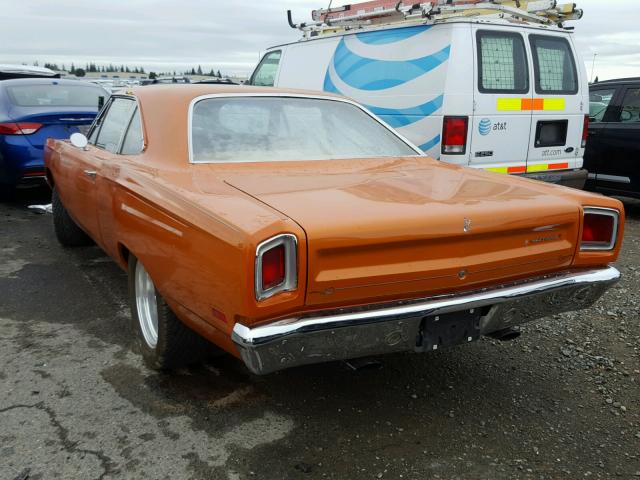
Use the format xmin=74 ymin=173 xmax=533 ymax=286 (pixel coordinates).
xmin=1 ymin=0 xmax=638 ymax=80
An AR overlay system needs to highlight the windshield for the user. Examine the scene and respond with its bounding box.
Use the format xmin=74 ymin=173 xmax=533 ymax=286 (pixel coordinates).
xmin=6 ymin=83 xmax=105 ymax=107
xmin=191 ymin=97 xmax=418 ymax=163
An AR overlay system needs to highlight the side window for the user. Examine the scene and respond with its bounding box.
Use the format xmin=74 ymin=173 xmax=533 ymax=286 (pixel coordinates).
xmin=94 ymin=98 xmax=136 ymax=153
xmin=250 ymin=50 xmax=281 ymax=87
xmin=589 ymin=88 xmax=616 ymax=122
xmin=88 ymin=99 xmax=112 ymax=144
xmin=120 ymin=108 xmax=144 ymax=155
xmin=530 ymin=35 xmax=578 ymax=94
xmin=619 ymin=88 xmax=640 ymax=123
xmin=477 ymin=31 xmax=529 ymax=94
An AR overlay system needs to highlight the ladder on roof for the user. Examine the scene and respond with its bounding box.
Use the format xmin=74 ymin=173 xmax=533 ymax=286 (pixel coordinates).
xmin=288 ymin=0 xmax=583 ymax=38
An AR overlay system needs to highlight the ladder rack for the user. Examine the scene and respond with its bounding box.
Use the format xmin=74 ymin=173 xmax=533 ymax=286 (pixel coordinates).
xmin=287 ymin=0 xmax=583 ymax=38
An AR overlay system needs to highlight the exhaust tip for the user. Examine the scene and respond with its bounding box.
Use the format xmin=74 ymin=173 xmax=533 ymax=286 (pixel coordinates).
xmin=486 ymin=328 xmax=521 ymax=342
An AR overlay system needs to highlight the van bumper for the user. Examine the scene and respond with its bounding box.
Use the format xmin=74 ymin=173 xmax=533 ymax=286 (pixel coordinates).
xmin=524 ymin=168 xmax=587 ymax=189
xmin=232 ymin=266 xmax=619 ymax=375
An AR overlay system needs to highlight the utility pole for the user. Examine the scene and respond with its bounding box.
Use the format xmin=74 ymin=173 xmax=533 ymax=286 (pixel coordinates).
xmin=590 ymin=53 xmax=597 ymax=83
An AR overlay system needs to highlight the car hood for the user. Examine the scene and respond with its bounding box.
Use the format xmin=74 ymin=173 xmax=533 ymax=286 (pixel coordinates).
xmin=205 ymin=157 xmax=582 ymax=307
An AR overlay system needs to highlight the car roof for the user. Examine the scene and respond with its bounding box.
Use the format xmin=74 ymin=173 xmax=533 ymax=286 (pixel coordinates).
xmin=124 ymin=85 xmax=351 ymax=164
xmin=591 ymin=77 xmax=640 ymax=87
xmin=0 ymin=64 xmax=57 ymax=76
xmin=130 ymin=84 xmax=343 ymax=104
xmin=0 ymin=78 xmax=106 ymax=88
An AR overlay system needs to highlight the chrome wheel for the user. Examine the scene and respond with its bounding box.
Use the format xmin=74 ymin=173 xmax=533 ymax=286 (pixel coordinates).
xmin=135 ymin=261 xmax=159 ymax=348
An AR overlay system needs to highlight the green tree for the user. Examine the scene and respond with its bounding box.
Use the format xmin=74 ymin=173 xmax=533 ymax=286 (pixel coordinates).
xmin=217 ymin=70 xmax=222 ymax=78
xmin=75 ymin=68 xmax=86 ymax=77
xmin=149 ymin=71 xmax=157 ymax=79
xmin=197 ymin=65 xmax=203 ymax=75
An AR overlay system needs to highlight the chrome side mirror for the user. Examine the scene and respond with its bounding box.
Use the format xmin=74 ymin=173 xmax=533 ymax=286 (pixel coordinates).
xmin=70 ymin=132 xmax=88 ymax=149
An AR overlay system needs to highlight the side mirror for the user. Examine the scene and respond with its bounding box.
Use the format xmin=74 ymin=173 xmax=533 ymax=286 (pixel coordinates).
xmin=70 ymin=132 xmax=88 ymax=149
xmin=620 ymin=109 xmax=633 ymax=122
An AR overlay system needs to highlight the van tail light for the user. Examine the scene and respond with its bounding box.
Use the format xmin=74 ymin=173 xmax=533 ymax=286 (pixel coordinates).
xmin=581 ymin=115 xmax=589 ymax=148
xmin=255 ymin=234 xmax=297 ymax=300
xmin=441 ymin=116 xmax=468 ymax=155
xmin=0 ymin=122 xmax=43 ymax=135
xmin=581 ymin=208 xmax=618 ymax=251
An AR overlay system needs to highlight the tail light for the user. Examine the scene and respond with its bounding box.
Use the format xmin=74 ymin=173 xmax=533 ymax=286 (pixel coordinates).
xmin=581 ymin=207 xmax=619 ymax=251
xmin=441 ymin=116 xmax=468 ymax=155
xmin=255 ymin=234 xmax=297 ymax=300
xmin=0 ymin=122 xmax=43 ymax=135
xmin=581 ymin=115 xmax=589 ymax=148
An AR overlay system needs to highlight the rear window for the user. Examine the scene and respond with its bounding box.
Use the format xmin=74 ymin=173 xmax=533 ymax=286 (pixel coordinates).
xmin=477 ymin=31 xmax=529 ymax=94
xmin=530 ymin=35 xmax=578 ymax=94
xmin=191 ymin=97 xmax=418 ymax=163
xmin=6 ymin=83 xmax=105 ymax=107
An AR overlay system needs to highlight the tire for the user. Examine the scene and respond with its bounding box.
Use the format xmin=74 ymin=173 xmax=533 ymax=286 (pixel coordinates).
xmin=0 ymin=184 xmax=16 ymax=202
xmin=52 ymin=188 xmax=93 ymax=247
xmin=128 ymin=255 xmax=213 ymax=370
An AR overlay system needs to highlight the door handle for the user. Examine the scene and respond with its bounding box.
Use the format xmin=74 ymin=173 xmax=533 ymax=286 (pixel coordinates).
xmin=83 ymin=170 xmax=97 ymax=179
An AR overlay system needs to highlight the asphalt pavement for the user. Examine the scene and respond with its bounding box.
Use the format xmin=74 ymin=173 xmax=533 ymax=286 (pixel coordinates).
xmin=1 ymin=186 xmax=639 ymax=480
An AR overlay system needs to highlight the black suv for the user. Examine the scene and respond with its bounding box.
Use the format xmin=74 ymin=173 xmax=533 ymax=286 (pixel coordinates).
xmin=585 ymin=78 xmax=640 ymax=198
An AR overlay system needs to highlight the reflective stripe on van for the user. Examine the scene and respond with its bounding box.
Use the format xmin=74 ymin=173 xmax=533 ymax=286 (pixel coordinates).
xmin=486 ymin=162 xmax=569 ymax=174
xmin=496 ymin=98 xmax=566 ymax=111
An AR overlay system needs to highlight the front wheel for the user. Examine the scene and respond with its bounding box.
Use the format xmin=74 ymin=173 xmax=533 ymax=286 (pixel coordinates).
xmin=128 ymin=255 xmax=214 ymax=370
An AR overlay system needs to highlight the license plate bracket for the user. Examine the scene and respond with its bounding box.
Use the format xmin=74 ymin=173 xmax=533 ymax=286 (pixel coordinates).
xmin=418 ymin=309 xmax=481 ymax=352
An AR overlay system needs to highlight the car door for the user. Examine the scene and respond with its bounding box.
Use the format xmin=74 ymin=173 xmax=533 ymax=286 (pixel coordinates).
xmin=73 ymin=96 xmax=137 ymax=243
xmin=471 ymin=27 xmax=533 ymax=173
xmin=584 ymin=86 xmax=619 ymax=190
xmin=593 ymin=85 xmax=640 ymax=195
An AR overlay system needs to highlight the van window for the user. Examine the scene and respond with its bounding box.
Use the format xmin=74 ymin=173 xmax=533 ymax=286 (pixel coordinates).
xmin=530 ymin=35 xmax=578 ymax=94
xmin=589 ymin=88 xmax=616 ymax=122
xmin=477 ymin=31 xmax=529 ymax=94
xmin=250 ymin=51 xmax=281 ymax=87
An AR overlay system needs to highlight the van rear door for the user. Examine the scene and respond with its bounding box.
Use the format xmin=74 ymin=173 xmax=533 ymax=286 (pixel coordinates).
xmin=469 ymin=27 xmax=533 ymax=174
xmin=525 ymin=33 xmax=583 ymax=177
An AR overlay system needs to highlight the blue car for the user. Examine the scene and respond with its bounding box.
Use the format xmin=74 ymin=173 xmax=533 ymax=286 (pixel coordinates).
xmin=0 ymin=78 xmax=107 ymax=198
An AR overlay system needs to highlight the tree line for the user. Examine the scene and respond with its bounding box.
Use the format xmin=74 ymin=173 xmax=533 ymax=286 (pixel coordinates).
xmin=33 ymin=61 xmax=225 ymax=78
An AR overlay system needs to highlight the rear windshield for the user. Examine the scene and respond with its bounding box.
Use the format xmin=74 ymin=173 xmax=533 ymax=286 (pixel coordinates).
xmin=191 ymin=97 xmax=418 ymax=163
xmin=530 ymin=35 xmax=578 ymax=94
xmin=6 ymin=83 xmax=105 ymax=107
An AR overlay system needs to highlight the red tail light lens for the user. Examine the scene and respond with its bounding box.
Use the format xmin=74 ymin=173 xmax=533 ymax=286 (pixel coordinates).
xmin=261 ymin=244 xmax=285 ymax=291
xmin=0 ymin=122 xmax=43 ymax=135
xmin=581 ymin=208 xmax=618 ymax=250
xmin=581 ymin=115 xmax=589 ymax=148
xmin=255 ymin=234 xmax=298 ymax=300
xmin=441 ymin=116 xmax=468 ymax=154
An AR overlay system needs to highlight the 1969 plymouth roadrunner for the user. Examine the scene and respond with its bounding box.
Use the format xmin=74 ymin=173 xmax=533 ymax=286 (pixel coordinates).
xmin=45 ymin=85 xmax=624 ymax=375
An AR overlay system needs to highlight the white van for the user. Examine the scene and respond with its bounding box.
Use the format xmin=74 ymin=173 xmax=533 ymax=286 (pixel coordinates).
xmin=249 ymin=4 xmax=589 ymax=188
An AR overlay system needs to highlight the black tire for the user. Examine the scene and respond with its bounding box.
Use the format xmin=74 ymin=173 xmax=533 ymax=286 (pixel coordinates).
xmin=128 ymin=255 xmax=214 ymax=370
xmin=0 ymin=184 xmax=16 ymax=202
xmin=52 ymin=188 xmax=93 ymax=247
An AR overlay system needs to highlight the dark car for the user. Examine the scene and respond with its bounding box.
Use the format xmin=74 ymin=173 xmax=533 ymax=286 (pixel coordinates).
xmin=0 ymin=78 xmax=107 ymax=198
xmin=585 ymin=77 xmax=640 ymax=198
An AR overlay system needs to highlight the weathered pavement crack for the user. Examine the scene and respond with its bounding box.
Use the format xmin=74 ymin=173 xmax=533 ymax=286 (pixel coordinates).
xmin=1 ymin=402 xmax=116 ymax=479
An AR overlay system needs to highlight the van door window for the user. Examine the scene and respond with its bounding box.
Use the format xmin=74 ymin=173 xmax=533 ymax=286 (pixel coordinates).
xmin=250 ymin=51 xmax=281 ymax=87
xmin=477 ymin=31 xmax=529 ymax=93
xmin=589 ymin=89 xmax=616 ymax=122
xmin=619 ymin=88 xmax=640 ymax=123
xmin=530 ymin=35 xmax=578 ymax=94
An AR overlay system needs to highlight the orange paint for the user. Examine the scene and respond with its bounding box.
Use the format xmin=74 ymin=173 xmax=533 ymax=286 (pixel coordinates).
xmin=43 ymin=85 xmax=625 ymax=357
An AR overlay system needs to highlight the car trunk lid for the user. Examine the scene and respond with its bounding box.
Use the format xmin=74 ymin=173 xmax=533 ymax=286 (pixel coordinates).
xmin=219 ymin=158 xmax=581 ymax=307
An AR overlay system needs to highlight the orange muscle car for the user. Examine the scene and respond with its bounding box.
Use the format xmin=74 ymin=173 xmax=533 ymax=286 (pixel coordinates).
xmin=45 ymin=85 xmax=624 ymax=374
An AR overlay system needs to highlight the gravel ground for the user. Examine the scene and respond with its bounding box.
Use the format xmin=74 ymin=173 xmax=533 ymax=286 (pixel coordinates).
xmin=1 ymin=186 xmax=639 ymax=480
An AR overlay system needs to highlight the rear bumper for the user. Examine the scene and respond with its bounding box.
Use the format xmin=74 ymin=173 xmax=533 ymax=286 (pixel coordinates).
xmin=232 ymin=266 xmax=620 ymax=374
xmin=524 ymin=168 xmax=587 ymax=189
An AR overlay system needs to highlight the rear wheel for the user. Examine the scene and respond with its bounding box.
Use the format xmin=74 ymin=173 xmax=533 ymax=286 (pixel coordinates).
xmin=52 ymin=188 xmax=92 ymax=247
xmin=128 ymin=255 xmax=213 ymax=370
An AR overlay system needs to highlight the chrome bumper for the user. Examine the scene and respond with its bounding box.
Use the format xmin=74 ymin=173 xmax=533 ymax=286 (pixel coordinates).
xmin=232 ymin=267 xmax=620 ymax=375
